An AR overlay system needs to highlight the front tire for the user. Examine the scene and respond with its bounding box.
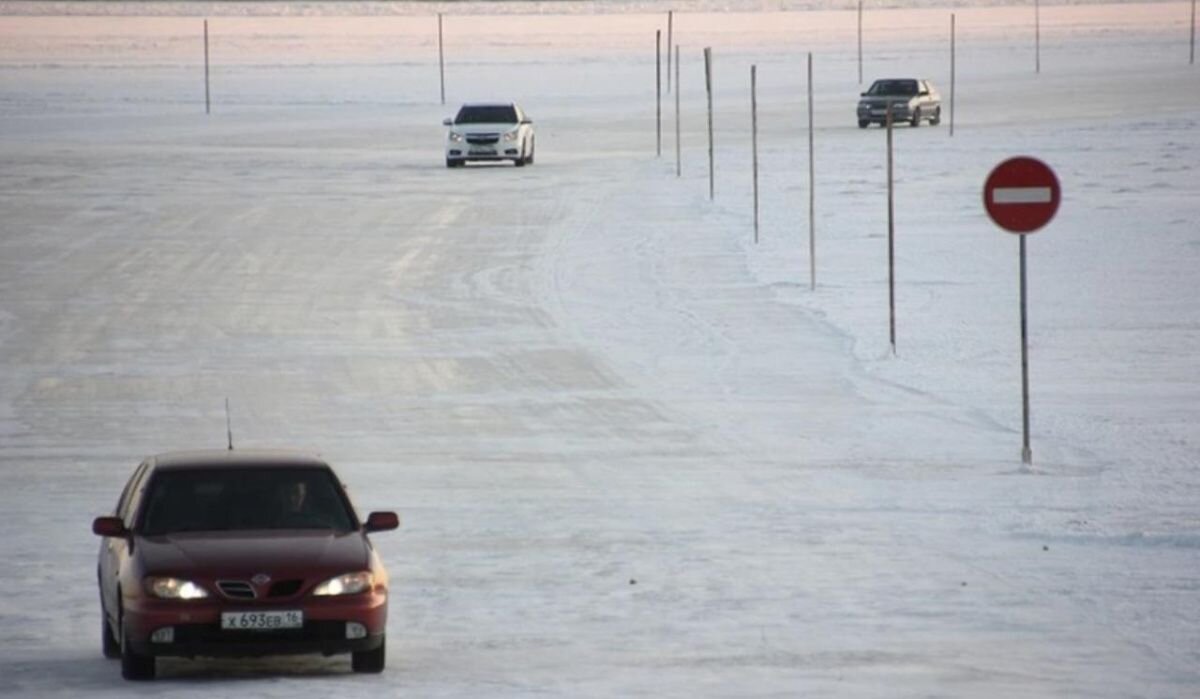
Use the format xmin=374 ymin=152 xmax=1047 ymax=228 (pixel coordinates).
xmin=120 ymin=621 xmax=155 ymax=680
xmin=352 ymin=636 xmax=386 ymax=673
xmin=858 ymin=119 xmax=869 ymax=129
xmin=910 ymin=108 xmax=921 ymax=127
xmin=102 ymin=612 xmax=120 ymax=659
xmin=525 ymin=137 xmax=535 ymax=165
xmin=930 ymin=107 xmax=942 ymax=126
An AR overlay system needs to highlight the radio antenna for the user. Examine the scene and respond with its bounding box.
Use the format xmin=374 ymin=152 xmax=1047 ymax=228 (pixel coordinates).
xmin=225 ymin=398 xmax=234 ymax=451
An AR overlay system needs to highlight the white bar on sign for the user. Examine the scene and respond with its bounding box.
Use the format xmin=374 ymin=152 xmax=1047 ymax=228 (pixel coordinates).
xmin=992 ymin=187 xmax=1052 ymax=204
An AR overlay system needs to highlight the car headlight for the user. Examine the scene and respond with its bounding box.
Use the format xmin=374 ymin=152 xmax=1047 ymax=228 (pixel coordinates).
xmin=145 ymin=576 xmax=209 ymax=600
xmin=503 ymin=129 xmax=520 ymax=142
xmin=448 ymin=131 xmax=463 ymax=143
xmin=312 ymin=572 xmax=374 ymax=596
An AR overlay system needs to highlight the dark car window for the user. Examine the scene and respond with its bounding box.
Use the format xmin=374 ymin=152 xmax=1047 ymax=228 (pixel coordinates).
xmin=138 ymin=467 xmax=356 ymax=535
xmin=868 ymin=80 xmax=918 ymax=96
xmin=455 ymin=105 xmax=518 ymax=124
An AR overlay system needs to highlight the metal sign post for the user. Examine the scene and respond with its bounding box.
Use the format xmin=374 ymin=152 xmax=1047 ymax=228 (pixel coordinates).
xmin=983 ymin=156 xmax=1062 ymax=465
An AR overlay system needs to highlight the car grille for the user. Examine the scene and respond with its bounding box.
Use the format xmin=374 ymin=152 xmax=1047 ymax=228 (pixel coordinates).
xmin=466 ymin=134 xmax=499 ymax=145
xmin=268 ymin=580 xmax=303 ymax=598
xmin=217 ymin=580 xmax=256 ymax=600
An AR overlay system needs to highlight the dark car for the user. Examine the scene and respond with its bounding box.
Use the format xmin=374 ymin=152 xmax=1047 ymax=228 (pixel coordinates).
xmin=92 ymin=450 xmax=400 ymax=680
xmin=857 ymin=78 xmax=942 ymax=128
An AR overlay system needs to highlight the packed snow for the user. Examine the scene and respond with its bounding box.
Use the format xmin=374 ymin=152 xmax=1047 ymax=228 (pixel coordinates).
xmin=0 ymin=1 xmax=1198 ymax=696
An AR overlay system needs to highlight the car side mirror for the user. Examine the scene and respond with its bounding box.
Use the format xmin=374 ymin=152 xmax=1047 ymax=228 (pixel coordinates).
xmin=364 ymin=511 xmax=400 ymax=533
xmin=860 ymin=92 xmax=868 ymax=97
xmin=521 ymin=118 xmax=532 ymax=125
xmin=442 ymin=118 xmax=453 ymax=126
xmin=93 ymin=516 xmax=128 ymax=538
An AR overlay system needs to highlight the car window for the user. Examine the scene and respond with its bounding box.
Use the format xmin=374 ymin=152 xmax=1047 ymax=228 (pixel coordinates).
xmin=455 ymin=105 xmax=518 ymax=124
xmin=114 ymin=460 xmax=147 ymax=516
xmin=868 ymin=80 xmax=918 ymax=96
xmin=119 ymin=461 xmax=153 ymax=526
xmin=138 ymin=467 xmax=356 ymax=535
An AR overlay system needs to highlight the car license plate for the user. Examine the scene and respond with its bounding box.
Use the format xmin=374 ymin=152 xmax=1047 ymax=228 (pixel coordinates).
xmin=221 ymin=610 xmax=303 ymax=631
xmin=469 ymin=148 xmax=495 ymax=156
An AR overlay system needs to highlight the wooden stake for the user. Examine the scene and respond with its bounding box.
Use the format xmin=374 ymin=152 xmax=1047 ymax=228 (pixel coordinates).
xmin=886 ymin=107 xmax=896 ymax=355
xmin=808 ymin=52 xmax=816 ymax=290
xmin=667 ymin=10 xmax=674 ymax=93
xmin=858 ymin=0 xmax=864 ymax=84
xmin=675 ymin=44 xmax=681 ymax=177
xmin=950 ymin=13 xmax=956 ymax=137
xmin=751 ymin=65 xmax=759 ymax=243
xmin=204 ymin=19 xmax=210 ymax=115
xmin=704 ymin=47 xmax=714 ymax=201
xmin=438 ymin=14 xmax=446 ymax=105
xmin=657 ymin=30 xmax=662 ymax=157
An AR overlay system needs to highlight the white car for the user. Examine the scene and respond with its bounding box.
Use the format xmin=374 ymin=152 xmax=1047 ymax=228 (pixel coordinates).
xmin=443 ymin=102 xmax=536 ymax=168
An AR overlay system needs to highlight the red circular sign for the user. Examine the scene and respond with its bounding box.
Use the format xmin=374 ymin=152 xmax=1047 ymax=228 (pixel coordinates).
xmin=983 ymin=156 xmax=1060 ymax=234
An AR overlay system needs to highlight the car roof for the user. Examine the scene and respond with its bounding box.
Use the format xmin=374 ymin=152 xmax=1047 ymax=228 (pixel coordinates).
xmin=459 ymin=102 xmax=516 ymax=108
xmin=148 ymin=449 xmax=332 ymax=471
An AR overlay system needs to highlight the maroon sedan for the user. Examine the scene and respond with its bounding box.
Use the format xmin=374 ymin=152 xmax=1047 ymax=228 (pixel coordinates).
xmin=92 ymin=450 xmax=400 ymax=680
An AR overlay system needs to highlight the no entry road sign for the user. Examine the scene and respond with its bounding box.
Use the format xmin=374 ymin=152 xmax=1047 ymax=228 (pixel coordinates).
xmin=983 ymin=156 xmax=1060 ymax=233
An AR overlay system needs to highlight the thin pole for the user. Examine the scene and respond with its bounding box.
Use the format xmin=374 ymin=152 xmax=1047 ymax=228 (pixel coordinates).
xmin=705 ymin=47 xmax=714 ymax=201
xmin=858 ymin=0 xmax=863 ymax=84
xmin=667 ymin=10 xmax=674 ymax=93
xmin=950 ymin=13 xmax=956 ymax=137
xmin=886 ymin=108 xmax=896 ymax=355
xmin=204 ymin=19 xmax=210 ymax=115
xmin=657 ymin=30 xmax=662 ymax=157
xmin=807 ymin=52 xmax=815 ymax=290
xmin=1191 ymin=0 xmax=1196 ymax=65
xmin=1019 ymin=235 xmax=1033 ymax=464
xmin=438 ymin=14 xmax=446 ymax=105
xmin=751 ymin=65 xmax=759 ymax=243
xmin=675 ymin=44 xmax=681 ymax=177
xmin=1035 ymin=0 xmax=1041 ymax=74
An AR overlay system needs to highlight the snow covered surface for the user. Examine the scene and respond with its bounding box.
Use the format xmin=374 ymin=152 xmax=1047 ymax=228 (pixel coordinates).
xmin=1 ymin=1 xmax=1198 ymax=696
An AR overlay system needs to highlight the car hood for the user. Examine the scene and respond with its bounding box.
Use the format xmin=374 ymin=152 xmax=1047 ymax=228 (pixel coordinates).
xmin=860 ymin=95 xmax=916 ymax=104
xmin=138 ymin=530 xmax=370 ymax=578
xmin=449 ymin=122 xmax=520 ymax=134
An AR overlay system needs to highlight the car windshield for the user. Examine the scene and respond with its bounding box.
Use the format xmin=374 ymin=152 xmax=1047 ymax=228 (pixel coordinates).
xmin=139 ymin=467 xmax=356 ymax=535
xmin=455 ymin=105 xmax=518 ymax=124
xmin=867 ymin=80 xmax=919 ymax=96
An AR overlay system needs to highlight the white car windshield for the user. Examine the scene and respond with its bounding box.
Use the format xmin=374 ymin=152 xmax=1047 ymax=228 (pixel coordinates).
xmin=455 ymin=106 xmax=518 ymax=124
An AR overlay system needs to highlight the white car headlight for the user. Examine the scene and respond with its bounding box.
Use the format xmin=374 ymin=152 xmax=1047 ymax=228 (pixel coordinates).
xmin=313 ymin=572 xmax=374 ymax=596
xmin=503 ymin=129 xmax=520 ymax=142
xmin=448 ymin=131 xmax=463 ymax=143
xmin=145 ymin=576 xmax=209 ymax=600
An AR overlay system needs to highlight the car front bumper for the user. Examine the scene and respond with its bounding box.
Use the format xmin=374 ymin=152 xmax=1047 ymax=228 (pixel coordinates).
xmin=122 ymin=589 xmax=387 ymax=658
xmin=858 ymin=103 xmax=913 ymax=123
xmin=446 ymin=139 xmax=523 ymax=162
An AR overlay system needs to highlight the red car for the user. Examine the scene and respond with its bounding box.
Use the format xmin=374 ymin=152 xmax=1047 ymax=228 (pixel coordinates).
xmin=92 ymin=450 xmax=400 ymax=680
